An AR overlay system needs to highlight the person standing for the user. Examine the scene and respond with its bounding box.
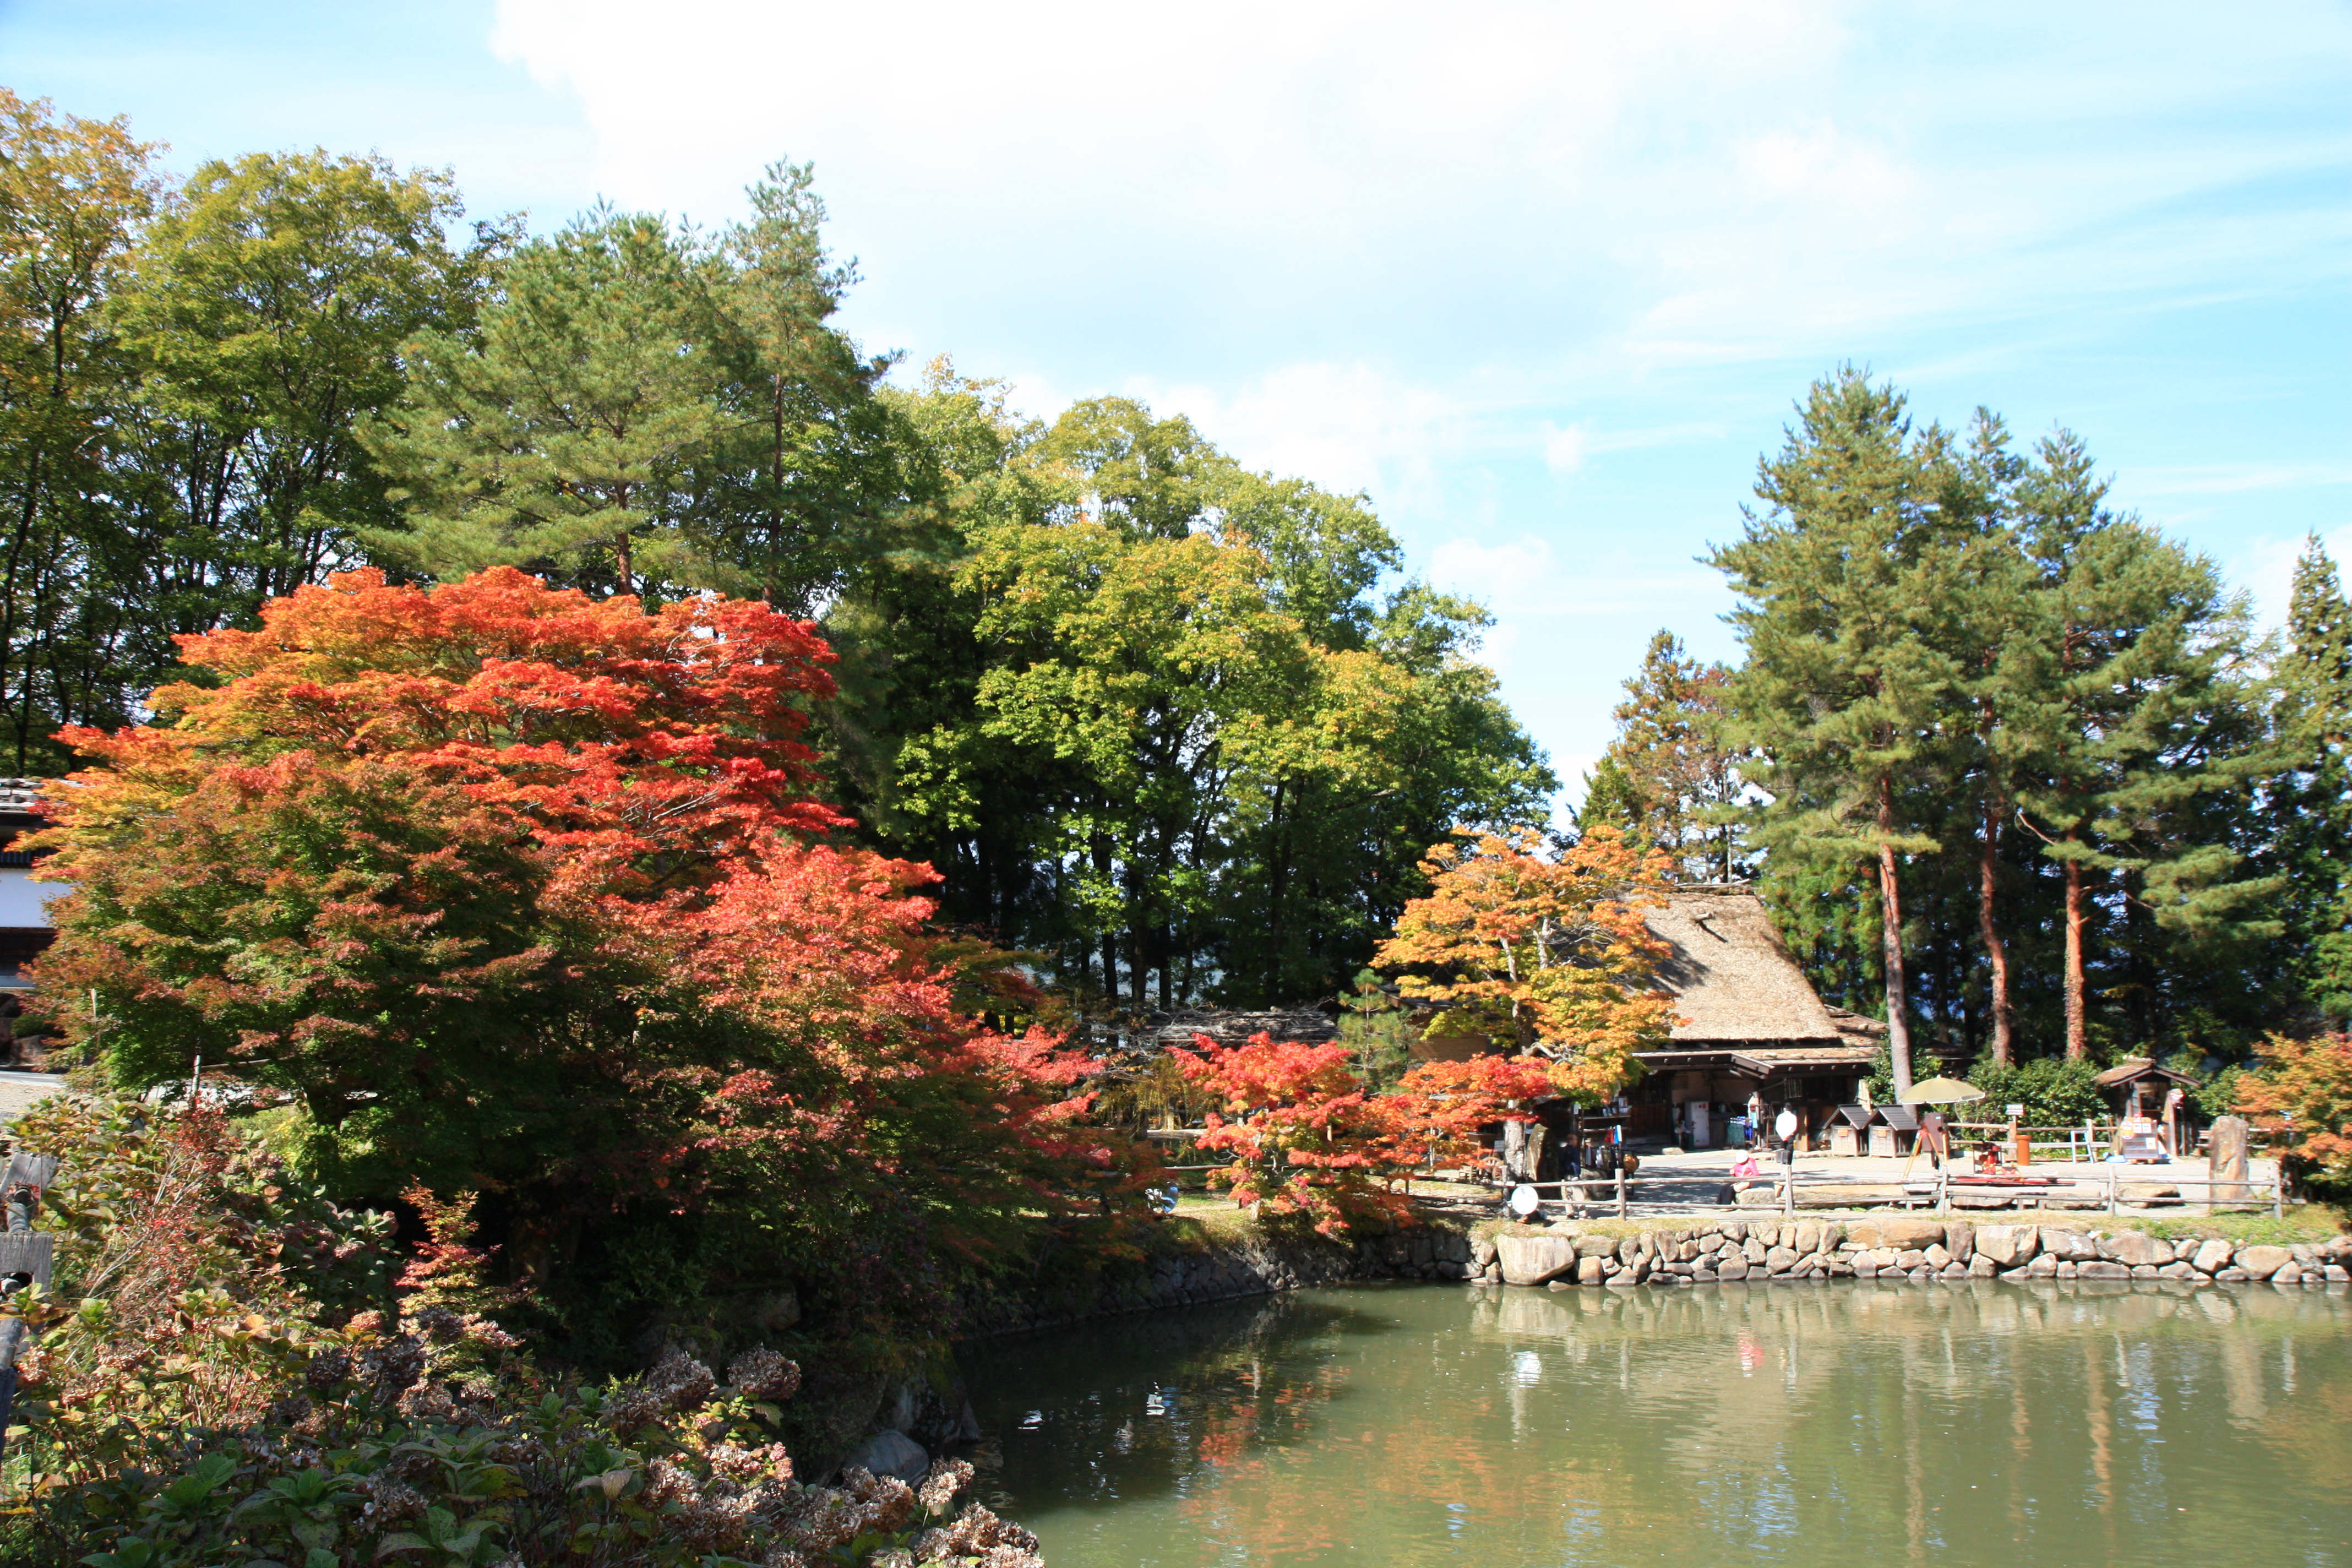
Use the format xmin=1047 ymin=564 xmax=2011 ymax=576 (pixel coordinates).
xmin=1774 ymin=1106 xmax=1799 ymax=1174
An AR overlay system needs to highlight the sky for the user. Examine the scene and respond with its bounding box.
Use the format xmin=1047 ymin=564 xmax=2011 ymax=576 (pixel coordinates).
xmin=6 ymin=1 xmax=2349 ymax=804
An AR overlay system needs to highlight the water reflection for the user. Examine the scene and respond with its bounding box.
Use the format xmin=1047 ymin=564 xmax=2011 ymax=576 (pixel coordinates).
xmin=962 ymin=1281 xmax=2352 ymax=1568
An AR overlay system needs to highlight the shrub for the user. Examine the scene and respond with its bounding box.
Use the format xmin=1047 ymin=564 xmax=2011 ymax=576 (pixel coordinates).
xmin=6 ymin=1093 xmax=1039 ymax=1567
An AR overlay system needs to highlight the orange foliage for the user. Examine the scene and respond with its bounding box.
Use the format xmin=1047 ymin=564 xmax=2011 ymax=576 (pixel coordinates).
xmin=1374 ymin=825 xmax=1676 ymax=1104
xmin=30 ymin=568 xmax=1151 ymax=1321
xmin=2237 ymin=1031 xmax=2352 ymax=1188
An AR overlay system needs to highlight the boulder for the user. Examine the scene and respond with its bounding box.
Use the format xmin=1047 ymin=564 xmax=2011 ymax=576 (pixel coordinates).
xmin=2238 ymin=1246 xmax=2295 ymax=1278
xmin=2101 ymin=1231 xmax=2170 ymax=1268
xmin=1472 ymin=1237 xmax=1499 ymax=1268
xmin=2209 ymin=1115 xmax=2251 ymax=1201
xmin=1942 ymin=1226 xmax=1974 ymax=1263
xmin=1975 ymin=1225 xmax=2039 ymax=1267
xmin=1744 ymin=1238 xmax=1769 ymax=1264
xmin=2191 ymin=1238 xmax=2235 ymax=1274
xmin=1577 ymin=1256 xmax=1607 ymax=1286
xmin=2326 ymin=1265 xmax=2351 ymax=1283
xmin=2157 ymin=1262 xmax=2197 ymax=1281
xmin=1494 ymin=1233 xmax=1578 ymax=1286
xmin=1924 ymin=1244 xmax=1953 ymax=1269
xmin=1859 ymin=1248 xmax=1899 ymax=1271
xmin=1718 ymin=1260 xmax=1750 ymax=1281
xmin=1951 ymin=1190 xmax=2015 ymax=1210
xmin=1765 ymin=1246 xmax=1799 ymax=1274
xmin=1969 ymin=1255 xmax=1997 ymax=1278
xmin=2214 ymin=1266 xmax=2250 ymax=1283
xmin=1850 ymin=1217 xmax=1948 ymax=1251
xmin=2268 ymin=1262 xmax=2304 ymax=1284
xmin=844 ymin=1429 xmax=929 ymax=1485
xmin=2019 ymin=1254 xmax=2057 ymax=1278
xmin=1893 ymin=1249 xmax=1929 ymax=1271
xmin=2075 ymin=1261 xmax=2127 ymax=1280
xmin=2041 ymin=1228 xmax=2098 ymax=1261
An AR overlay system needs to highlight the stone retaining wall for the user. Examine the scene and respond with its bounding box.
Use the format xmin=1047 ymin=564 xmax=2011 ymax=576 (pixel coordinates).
xmin=966 ymin=1226 xmax=1479 ymax=1336
xmin=1485 ymin=1219 xmax=2352 ymax=1288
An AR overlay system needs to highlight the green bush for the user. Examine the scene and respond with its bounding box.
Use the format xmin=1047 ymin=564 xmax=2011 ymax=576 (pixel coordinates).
xmin=1962 ymin=1056 xmax=2108 ymax=1126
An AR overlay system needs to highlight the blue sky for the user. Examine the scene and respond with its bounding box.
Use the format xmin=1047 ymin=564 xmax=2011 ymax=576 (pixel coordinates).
xmin=7 ymin=1 xmax=2349 ymax=803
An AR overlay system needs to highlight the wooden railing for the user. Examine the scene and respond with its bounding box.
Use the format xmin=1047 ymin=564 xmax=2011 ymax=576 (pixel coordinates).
xmin=0 ymin=1150 xmax=58 ymax=1453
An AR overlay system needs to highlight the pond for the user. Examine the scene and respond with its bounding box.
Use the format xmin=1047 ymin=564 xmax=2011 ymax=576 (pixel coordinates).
xmin=960 ymin=1281 xmax=2352 ymax=1567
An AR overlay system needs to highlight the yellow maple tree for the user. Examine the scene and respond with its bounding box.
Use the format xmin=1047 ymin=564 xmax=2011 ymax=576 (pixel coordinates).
xmin=1373 ymin=825 xmax=1679 ymax=1104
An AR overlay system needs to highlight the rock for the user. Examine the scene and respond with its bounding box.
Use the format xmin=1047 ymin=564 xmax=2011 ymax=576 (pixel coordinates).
xmin=1820 ymin=1224 xmax=1845 ymax=1251
xmin=1574 ymin=1234 xmax=1619 ymax=1259
xmin=1547 ymin=1279 xmax=1572 ymax=1292
xmin=2158 ymin=1261 xmax=2196 ymax=1280
xmin=1943 ymin=1226 xmax=1974 ymax=1263
xmin=2239 ymin=1246 xmax=2295 ymax=1278
xmin=2269 ymin=1262 xmax=2304 ymax=1284
xmin=1909 ymin=1266 xmax=1932 ymax=1282
xmin=1970 ymin=1255 xmax=1997 ymax=1278
xmin=1693 ymin=1267 xmax=1718 ymax=1282
xmin=2191 ymin=1238 xmax=2234 ymax=1274
xmin=1744 ymin=1238 xmax=1769 ymax=1264
xmin=1471 ymin=1237 xmax=1498 ymax=1268
xmin=2209 ymin=1115 xmax=2251 ymax=1201
xmin=1794 ymin=1222 xmax=1823 ymax=1255
xmin=2098 ymin=1230 xmax=2168 ymax=1267
xmin=845 ymin=1429 xmax=929 ymax=1485
xmin=2328 ymin=1265 xmax=2351 ymax=1283
xmin=2214 ymin=1267 xmax=2249 ymax=1282
xmin=1765 ymin=1246 xmax=1799 ymax=1274
xmin=2077 ymin=1261 xmax=2128 ymax=1280
xmin=1829 ymin=1259 xmax=1855 ymax=1277
xmin=1940 ymin=1262 xmax=1969 ymax=1280
xmin=2117 ymin=1184 xmax=2182 ymax=1207
xmin=1577 ymin=1256 xmax=1607 ymax=1286
xmin=1924 ymin=1244 xmax=1953 ymax=1269
xmin=1976 ymin=1225 xmax=2038 ymax=1267
xmin=2021 ymin=1254 xmax=2057 ymax=1278
xmin=2056 ymin=1260 xmax=2079 ymax=1279
xmin=2130 ymin=1265 xmax=2159 ymax=1280
xmin=1858 ymin=1248 xmax=1898 ymax=1271
xmin=1718 ymin=1260 xmax=1750 ymax=1281
xmin=2040 ymin=1228 xmax=2098 ymax=1261
xmin=1951 ymin=1190 xmax=2015 ymax=1210
xmin=1851 ymin=1217 xmax=1948 ymax=1251
xmin=1893 ymin=1249 xmax=1929 ymax=1271
xmin=1494 ymin=1234 xmax=1578 ymax=1286
xmin=2291 ymin=1244 xmax=2318 ymax=1266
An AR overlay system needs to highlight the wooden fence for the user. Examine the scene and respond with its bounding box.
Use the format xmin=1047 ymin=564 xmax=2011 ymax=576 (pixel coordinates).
xmin=0 ymin=1151 xmax=58 ymax=1453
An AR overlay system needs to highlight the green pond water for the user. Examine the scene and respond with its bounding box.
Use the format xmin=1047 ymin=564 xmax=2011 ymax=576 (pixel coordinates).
xmin=960 ymin=1280 xmax=2352 ymax=1567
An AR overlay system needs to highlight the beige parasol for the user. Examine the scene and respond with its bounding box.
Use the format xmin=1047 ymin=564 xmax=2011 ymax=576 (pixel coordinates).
xmin=1899 ymin=1076 xmax=1985 ymax=1105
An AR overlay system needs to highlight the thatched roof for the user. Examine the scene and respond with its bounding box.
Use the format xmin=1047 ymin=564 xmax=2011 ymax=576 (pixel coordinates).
xmin=1641 ymin=885 xmax=1846 ymax=1045
xmin=2093 ymin=1057 xmax=2197 ymax=1088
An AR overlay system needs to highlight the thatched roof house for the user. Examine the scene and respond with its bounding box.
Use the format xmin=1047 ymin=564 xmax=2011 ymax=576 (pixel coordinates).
xmin=1622 ymin=885 xmax=1879 ymax=1142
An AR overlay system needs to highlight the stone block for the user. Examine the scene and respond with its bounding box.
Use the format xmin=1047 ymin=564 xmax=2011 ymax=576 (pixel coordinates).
xmin=1851 ymin=1217 xmax=1948 ymax=1251
xmin=1924 ymin=1244 xmax=1953 ymax=1269
xmin=1744 ymin=1238 xmax=1768 ymax=1264
xmin=1794 ymin=1222 xmax=1823 ymax=1255
xmin=2214 ymin=1267 xmax=2249 ymax=1283
xmin=2101 ymin=1231 xmax=2170 ymax=1268
xmin=1765 ymin=1246 xmax=1798 ymax=1273
xmin=1951 ymin=1190 xmax=2013 ymax=1210
xmin=2040 ymin=1228 xmax=2097 ymax=1261
xmin=1718 ymin=1260 xmax=1750 ymax=1281
xmin=2077 ymin=1261 xmax=2128 ymax=1280
xmin=1970 ymin=1255 xmax=1997 ymax=1278
xmin=1943 ymin=1225 xmax=1974 ymax=1262
xmin=2269 ymin=1262 xmax=2304 ymax=1284
xmin=2157 ymin=1262 xmax=2196 ymax=1280
xmin=1894 ymin=1249 xmax=1929 ymax=1271
xmin=2191 ymin=1239 xmax=2234 ymax=1274
xmin=2327 ymin=1265 xmax=2351 ymax=1283
xmin=1975 ymin=1225 xmax=2038 ymax=1267
xmin=1494 ymin=1234 xmax=1578 ymax=1286
xmin=2021 ymin=1254 xmax=2057 ymax=1278
xmin=2055 ymin=1260 xmax=2079 ymax=1279
xmin=1472 ymin=1237 xmax=1499 ymax=1268
xmin=2239 ymin=1246 xmax=2294 ymax=1278
xmin=2130 ymin=1265 xmax=2158 ymax=1280
xmin=1577 ymin=1256 xmax=1607 ymax=1286
xmin=1574 ymin=1234 xmax=1618 ymax=1259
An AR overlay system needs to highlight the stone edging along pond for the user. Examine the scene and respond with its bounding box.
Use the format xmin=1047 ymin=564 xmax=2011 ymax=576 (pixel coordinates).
xmin=965 ymin=1215 xmax=2351 ymax=1340
xmin=1482 ymin=1217 xmax=2352 ymax=1288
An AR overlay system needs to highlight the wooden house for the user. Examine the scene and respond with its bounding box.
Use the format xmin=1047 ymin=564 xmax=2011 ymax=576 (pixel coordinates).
xmin=1619 ymin=885 xmax=1881 ymax=1150
xmin=2093 ymin=1057 xmax=2203 ymax=1151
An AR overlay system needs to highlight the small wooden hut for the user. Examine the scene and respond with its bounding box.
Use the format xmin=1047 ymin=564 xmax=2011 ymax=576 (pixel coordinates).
xmin=1623 ymin=885 xmax=1880 ymax=1149
xmin=2094 ymin=1057 xmax=2203 ymax=1151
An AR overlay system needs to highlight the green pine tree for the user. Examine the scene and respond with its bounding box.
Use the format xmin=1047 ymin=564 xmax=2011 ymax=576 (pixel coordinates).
xmin=2273 ymin=535 xmax=2352 ymax=1020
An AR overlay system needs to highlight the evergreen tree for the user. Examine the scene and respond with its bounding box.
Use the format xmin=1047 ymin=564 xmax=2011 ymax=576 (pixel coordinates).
xmin=1578 ymin=629 xmax=1742 ymax=881
xmin=2272 ymin=535 xmax=2352 ymax=1020
xmin=2005 ymin=431 xmax=2277 ymax=1058
xmin=1710 ymin=368 xmax=1965 ymax=1095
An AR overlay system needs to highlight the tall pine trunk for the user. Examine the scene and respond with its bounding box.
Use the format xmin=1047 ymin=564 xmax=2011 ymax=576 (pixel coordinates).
xmin=1978 ymin=791 xmax=2015 ymax=1066
xmin=2062 ymin=852 xmax=2088 ymax=1059
xmin=1876 ymin=775 xmax=1915 ymax=1096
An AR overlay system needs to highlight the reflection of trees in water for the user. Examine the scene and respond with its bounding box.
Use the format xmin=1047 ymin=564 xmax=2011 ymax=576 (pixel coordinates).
xmin=962 ymin=1290 xmax=1391 ymax=1514
xmin=1474 ymin=1281 xmax=2352 ymax=1563
xmin=965 ymin=1282 xmax=2352 ymax=1565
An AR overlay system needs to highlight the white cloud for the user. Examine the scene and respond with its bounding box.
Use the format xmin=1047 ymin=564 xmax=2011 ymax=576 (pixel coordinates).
xmin=1542 ymin=423 xmax=1588 ymax=475
xmin=1124 ymin=361 xmax=1469 ymax=502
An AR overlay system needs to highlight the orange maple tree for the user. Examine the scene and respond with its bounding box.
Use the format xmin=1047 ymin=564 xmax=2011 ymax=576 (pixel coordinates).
xmin=1172 ymin=1032 xmax=1556 ymax=1235
xmin=2237 ymin=1031 xmax=2352 ymax=1190
xmin=30 ymin=567 xmax=1148 ymax=1337
xmin=1374 ymin=824 xmax=1677 ymax=1104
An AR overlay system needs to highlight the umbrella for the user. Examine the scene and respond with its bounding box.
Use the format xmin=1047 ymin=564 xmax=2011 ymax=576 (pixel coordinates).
xmin=1899 ymin=1076 xmax=1985 ymax=1105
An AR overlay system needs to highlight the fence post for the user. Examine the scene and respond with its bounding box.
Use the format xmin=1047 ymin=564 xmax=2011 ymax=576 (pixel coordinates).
xmin=2107 ymin=1167 xmax=2120 ymax=1216
xmin=2274 ymin=1173 xmax=2285 ymax=1219
xmin=1615 ymin=1167 xmax=1627 ymax=1219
